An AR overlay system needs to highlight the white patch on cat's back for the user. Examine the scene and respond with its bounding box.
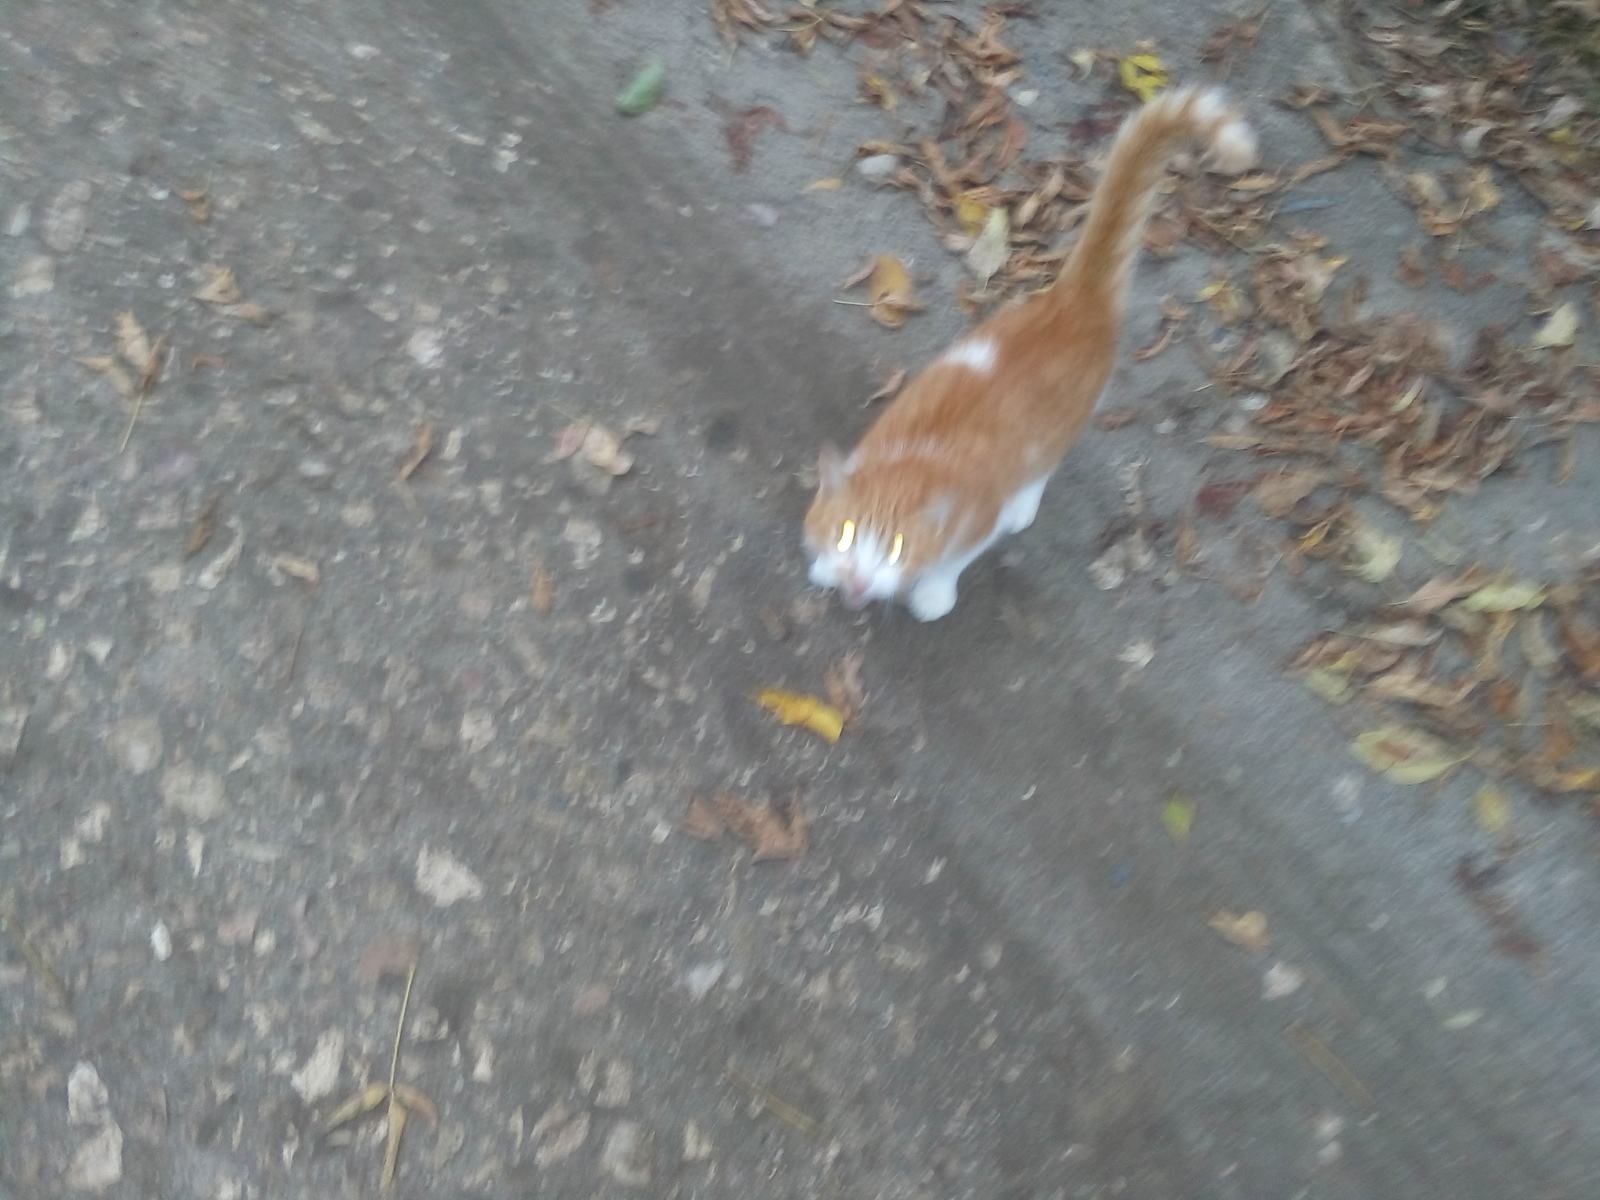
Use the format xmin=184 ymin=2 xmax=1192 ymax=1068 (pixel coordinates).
xmin=940 ymin=337 xmax=997 ymax=374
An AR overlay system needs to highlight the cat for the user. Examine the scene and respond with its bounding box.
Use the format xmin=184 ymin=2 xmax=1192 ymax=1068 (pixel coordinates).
xmin=805 ymin=87 xmax=1257 ymax=620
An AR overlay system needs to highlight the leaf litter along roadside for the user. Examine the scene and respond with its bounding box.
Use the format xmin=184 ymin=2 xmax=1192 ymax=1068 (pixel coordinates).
xmin=697 ymin=0 xmax=1600 ymax=959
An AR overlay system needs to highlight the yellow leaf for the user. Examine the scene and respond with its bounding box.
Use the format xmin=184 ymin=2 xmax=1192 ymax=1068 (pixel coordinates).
xmin=1350 ymin=725 xmax=1461 ymax=784
xmin=1549 ymin=766 xmax=1600 ymax=792
xmin=1532 ymin=302 xmax=1578 ymax=349
xmin=1208 ymin=909 xmax=1269 ymax=952
xmin=1302 ymin=668 xmax=1352 ymax=705
xmin=1161 ymin=792 xmax=1193 ymax=843
xmin=1118 ymin=53 xmax=1169 ymax=103
xmin=1464 ymin=166 xmax=1499 ymax=215
xmin=1460 ymin=580 xmax=1544 ymax=612
xmin=953 ymin=193 xmax=989 ymax=236
xmin=862 ymin=74 xmax=897 ymax=113
xmin=862 ymin=255 xmax=924 ymax=329
xmin=804 ymin=177 xmax=843 ymax=192
xmin=754 ymin=689 xmax=844 ymax=743
xmin=1472 ymin=786 xmax=1511 ymax=836
xmin=1349 ymin=522 xmax=1402 ymax=583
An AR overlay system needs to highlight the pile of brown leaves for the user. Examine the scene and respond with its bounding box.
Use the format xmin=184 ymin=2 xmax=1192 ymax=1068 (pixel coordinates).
xmin=1289 ymin=564 xmax=1600 ymax=817
xmin=1192 ymin=210 xmax=1600 ymax=809
xmin=1346 ymin=1 xmax=1600 ymax=229
xmin=710 ymin=3 xmax=1357 ymax=312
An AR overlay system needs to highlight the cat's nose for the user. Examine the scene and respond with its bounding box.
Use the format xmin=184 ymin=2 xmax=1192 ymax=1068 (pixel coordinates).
xmin=841 ymin=578 xmax=869 ymax=609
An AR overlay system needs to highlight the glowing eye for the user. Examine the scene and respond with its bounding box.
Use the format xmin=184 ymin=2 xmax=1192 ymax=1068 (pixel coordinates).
xmin=836 ymin=520 xmax=855 ymax=553
xmin=888 ymin=533 xmax=905 ymax=565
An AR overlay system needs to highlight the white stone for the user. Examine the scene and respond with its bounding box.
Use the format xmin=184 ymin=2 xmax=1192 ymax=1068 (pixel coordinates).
xmin=415 ymin=845 xmax=484 ymax=906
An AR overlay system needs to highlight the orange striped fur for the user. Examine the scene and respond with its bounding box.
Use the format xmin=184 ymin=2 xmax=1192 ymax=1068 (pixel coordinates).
xmin=805 ymin=88 xmax=1257 ymax=620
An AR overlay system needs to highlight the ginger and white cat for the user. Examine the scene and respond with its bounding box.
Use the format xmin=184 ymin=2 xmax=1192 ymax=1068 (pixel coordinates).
xmin=805 ymin=88 xmax=1257 ymax=620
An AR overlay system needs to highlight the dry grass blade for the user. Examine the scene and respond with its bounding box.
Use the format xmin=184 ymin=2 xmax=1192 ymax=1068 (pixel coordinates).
xmin=184 ymin=495 xmax=221 ymax=559
xmin=1284 ymin=1020 xmax=1373 ymax=1110
xmin=724 ymin=1063 xmax=825 ymax=1137
xmin=380 ymin=960 xmax=419 ymax=1191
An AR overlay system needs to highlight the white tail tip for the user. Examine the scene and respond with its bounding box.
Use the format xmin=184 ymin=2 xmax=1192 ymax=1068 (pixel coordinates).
xmin=1210 ymin=118 xmax=1259 ymax=174
xmin=1192 ymin=87 xmax=1258 ymax=174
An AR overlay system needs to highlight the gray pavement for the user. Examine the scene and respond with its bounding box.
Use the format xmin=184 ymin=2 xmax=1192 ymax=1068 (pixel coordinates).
xmin=2 ymin=2 xmax=1598 ymax=1198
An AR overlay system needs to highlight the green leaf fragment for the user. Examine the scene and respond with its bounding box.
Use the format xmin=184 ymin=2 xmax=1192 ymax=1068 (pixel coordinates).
xmin=616 ymin=60 xmax=666 ymax=116
xmin=1162 ymin=793 xmax=1194 ymax=843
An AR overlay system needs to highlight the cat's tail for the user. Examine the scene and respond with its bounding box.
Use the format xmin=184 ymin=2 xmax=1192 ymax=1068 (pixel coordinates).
xmin=1054 ymin=87 xmax=1256 ymax=306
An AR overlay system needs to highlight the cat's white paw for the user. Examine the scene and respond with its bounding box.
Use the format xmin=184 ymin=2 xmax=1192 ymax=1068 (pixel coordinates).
xmin=908 ymin=577 xmax=958 ymax=621
xmin=1002 ymin=477 xmax=1047 ymax=533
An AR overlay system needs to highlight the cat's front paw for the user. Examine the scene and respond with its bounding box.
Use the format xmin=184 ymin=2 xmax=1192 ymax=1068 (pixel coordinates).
xmin=908 ymin=577 xmax=958 ymax=621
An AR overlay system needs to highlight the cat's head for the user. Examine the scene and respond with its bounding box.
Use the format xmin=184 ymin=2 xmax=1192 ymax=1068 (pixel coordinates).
xmin=803 ymin=445 xmax=952 ymax=608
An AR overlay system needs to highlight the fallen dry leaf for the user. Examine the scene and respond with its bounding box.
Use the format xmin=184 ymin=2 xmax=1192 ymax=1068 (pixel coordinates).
xmin=1532 ymin=302 xmax=1579 ymax=348
xmin=1402 ymin=568 xmax=1488 ymax=613
xmin=193 ymin=265 xmax=242 ymax=306
xmin=1472 ymin=785 xmax=1512 ymax=838
xmin=823 ymin=651 xmax=866 ymax=723
xmin=846 ymin=255 xmax=924 ymax=329
xmin=547 ymin=420 xmax=590 ymax=462
xmin=184 ymin=495 xmax=221 ymax=559
xmin=680 ymin=796 xmax=725 ymax=839
xmin=1351 ymin=724 xmax=1462 ymax=784
xmin=1396 ymin=244 xmax=1429 ymax=288
xmin=530 ymin=563 xmax=554 ymax=614
xmin=216 ymin=301 xmax=271 ymax=325
xmin=965 ymin=206 xmax=1011 ymax=288
xmin=580 ymin=423 xmax=633 ymax=475
xmin=399 ymin=424 xmax=435 ymax=480
xmin=1348 ymin=520 xmax=1402 ymax=584
xmin=724 ymin=105 xmax=788 ymax=174
xmin=177 ymin=185 xmax=211 ymax=222
xmin=1254 ymin=467 xmax=1329 ymax=518
xmin=1461 ymin=580 xmax=1544 ymax=612
xmin=713 ymin=792 xmax=808 ymax=861
xmin=754 ymin=689 xmax=844 ymax=743
xmin=867 ymin=365 xmax=907 ymax=403
xmin=1195 ymin=480 xmax=1254 ymax=519
xmin=135 ymin=335 xmax=169 ymax=397
xmin=273 ymin=554 xmax=321 ymax=586
xmin=114 ymin=311 xmax=154 ymax=374
xmin=1208 ymin=909 xmax=1270 ymax=952
xmin=1118 ymin=53 xmax=1168 ymax=103
xmin=77 ymin=356 xmax=135 ymax=399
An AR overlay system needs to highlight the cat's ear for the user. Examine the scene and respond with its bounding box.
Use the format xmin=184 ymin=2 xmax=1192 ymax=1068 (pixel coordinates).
xmin=817 ymin=443 xmax=853 ymax=494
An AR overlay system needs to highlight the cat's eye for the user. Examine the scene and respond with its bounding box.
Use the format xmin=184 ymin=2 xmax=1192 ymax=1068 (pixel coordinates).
xmin=888 ymin=533 xmax=905 ymax=565
xmin=836 ymin=520 xmax=856 ymax=553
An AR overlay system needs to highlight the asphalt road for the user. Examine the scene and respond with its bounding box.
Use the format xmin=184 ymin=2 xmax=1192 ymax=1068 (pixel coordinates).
xmin=2 ymin=2 xmax=1597 ymax=1198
